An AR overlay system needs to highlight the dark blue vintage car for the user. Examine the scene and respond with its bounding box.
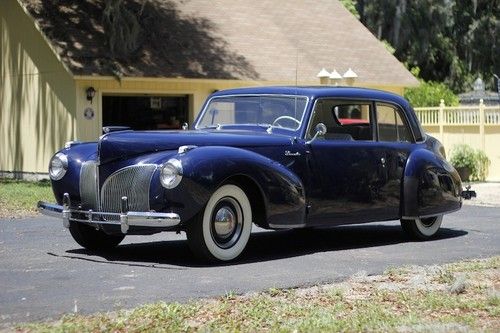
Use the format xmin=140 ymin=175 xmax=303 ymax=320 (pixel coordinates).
xmin=38 ymin=86 xmax=464 ymax=262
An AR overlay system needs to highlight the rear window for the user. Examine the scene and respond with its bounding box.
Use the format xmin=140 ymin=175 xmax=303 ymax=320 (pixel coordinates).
xmin=376 ymin=103 xmax=413 ymax=142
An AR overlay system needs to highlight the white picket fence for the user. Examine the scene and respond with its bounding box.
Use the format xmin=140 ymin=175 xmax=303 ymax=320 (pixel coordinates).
xmin=415 ymin=99 xmax=500 ymax=127
xmin=414 ymin=99 xmax=500 ymax=180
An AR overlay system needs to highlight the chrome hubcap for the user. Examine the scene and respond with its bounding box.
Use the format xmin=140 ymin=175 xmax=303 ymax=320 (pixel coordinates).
xmin=214 ymin=207 xmax=236 ymax=238
xmin=210 ymin=197 xmax=243 ymax=249
xmin=421 ymin=217 xmax=437 ymax=227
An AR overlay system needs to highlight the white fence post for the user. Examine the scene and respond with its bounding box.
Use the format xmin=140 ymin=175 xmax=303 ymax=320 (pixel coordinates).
xmin=479 ymin=98 xmax=485 ymax=151
xmin=439 ymin=99 xmax=445 ymax=141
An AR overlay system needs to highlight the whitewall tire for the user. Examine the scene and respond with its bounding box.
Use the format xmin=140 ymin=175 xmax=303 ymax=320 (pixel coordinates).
xmin=400 ymin=215 xmax=443 ymax=240
xmin=186 ymin=184 xmax=252 ymax=262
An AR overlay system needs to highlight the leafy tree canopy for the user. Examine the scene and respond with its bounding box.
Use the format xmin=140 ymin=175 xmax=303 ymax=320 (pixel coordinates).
xmin=350 ymin=0 xmax=499 ymax=94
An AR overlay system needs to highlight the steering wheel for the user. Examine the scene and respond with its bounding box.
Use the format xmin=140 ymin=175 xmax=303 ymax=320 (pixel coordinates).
xmin=272 ymin=116 xmax=301 ymax=128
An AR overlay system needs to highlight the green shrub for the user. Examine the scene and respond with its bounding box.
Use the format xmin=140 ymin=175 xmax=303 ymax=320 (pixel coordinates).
xmin=404 ymin=67 xmax=459 ymax=107
xmin=449 ymin=144 xmax=490 ymax=181
xmin=474 ymin=149 xmax=491 ymax=182
xmin=404 ymin=81 xmax=459 ymax=107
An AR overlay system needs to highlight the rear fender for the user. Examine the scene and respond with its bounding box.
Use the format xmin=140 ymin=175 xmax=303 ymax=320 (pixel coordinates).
xmin=164 ymin=146 xmax=306 ymax=228
xmin=403 ymin=148 xmax=462 ymax=218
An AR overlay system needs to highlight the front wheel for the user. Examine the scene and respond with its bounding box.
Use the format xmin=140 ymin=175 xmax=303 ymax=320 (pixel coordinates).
xmin=186 ymin=184 xmax=252 ymax=262
xmin=400 ymin=215 xmax=443 ymax=240
xmin=69 ymin=222 xmax=125 ymax=251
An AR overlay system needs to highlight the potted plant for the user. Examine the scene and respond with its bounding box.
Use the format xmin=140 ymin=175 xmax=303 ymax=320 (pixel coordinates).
xmin=450 ymin=144 xmax=476 ymax=181
xmin=449 ymin=144 xmax=490 ymax=182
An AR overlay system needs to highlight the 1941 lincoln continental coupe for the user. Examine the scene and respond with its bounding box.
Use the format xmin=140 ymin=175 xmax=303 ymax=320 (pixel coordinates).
xmin=38 ymin=86 xmax=465 ymax=262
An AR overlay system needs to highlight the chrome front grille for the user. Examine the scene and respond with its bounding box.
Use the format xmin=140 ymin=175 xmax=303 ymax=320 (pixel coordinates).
xmin=101 ymin=165 xmax=157 ymax=217
xmin=80 ymin=161 xmax=99 ymax=209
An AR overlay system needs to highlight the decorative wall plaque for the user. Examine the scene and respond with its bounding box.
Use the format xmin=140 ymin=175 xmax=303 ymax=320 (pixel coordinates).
xmin=84 ymin=107 xmax=95 ymax=120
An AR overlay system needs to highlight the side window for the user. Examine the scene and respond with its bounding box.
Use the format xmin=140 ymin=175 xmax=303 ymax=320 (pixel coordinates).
xmin=308 ymin=100 xmax=373 ymax=141
xmin=376 ymin=104 xmax=413 ymax=142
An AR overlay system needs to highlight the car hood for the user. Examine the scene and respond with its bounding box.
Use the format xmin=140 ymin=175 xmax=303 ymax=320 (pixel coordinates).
xmin=98 ymin=130 xmax=293 ymax=164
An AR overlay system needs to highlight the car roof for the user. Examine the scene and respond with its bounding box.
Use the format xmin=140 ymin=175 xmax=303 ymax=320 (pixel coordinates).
xmin=211 ymin=86 xmax=411 ymax=108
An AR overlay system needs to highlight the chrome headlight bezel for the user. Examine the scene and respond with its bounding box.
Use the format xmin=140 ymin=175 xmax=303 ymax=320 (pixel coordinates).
xmin=49 ymin=152 xmax=68 ymax=180
xmin=160 ymin=158 xmax=183 ymax=189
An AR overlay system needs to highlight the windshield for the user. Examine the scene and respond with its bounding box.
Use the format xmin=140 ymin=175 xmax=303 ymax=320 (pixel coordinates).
xmin=196 ymin=95 xmax=308 ymax=131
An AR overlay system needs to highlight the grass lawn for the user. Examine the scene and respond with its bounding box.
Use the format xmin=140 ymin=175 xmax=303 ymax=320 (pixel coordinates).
xmin=17 ymin=257 xmax=499 ymax=332
xmin=0 ymin=178 xmax=54 ymax=218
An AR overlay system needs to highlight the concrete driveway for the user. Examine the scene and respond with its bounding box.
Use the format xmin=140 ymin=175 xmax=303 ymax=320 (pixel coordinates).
xmin=0 ymin=203 xmax=499 ymax=327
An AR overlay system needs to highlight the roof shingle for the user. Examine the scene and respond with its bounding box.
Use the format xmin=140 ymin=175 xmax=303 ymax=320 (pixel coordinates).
xmin=20 ymin=0 xmax=418 ymax=86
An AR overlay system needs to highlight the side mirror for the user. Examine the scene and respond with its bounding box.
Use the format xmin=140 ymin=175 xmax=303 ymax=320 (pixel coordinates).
xmin=182 ymin=122 xmax=189 ymax=130
xmin=306 ymin=123 xmax=327 ymax=144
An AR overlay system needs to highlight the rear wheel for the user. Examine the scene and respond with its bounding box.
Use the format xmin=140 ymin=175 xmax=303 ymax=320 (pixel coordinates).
xmin=400 ymin=215 xmax=443 ymax=240
xmin=69 ymin=222 xmax=125 ymax=251
xmin=186 ymin=184 xmax=252 ymax=262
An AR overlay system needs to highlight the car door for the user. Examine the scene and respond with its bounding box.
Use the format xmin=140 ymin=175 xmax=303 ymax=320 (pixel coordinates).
xmin=371 ymin=102 xmax=416 ymax=218
xmin=305 ymin=99 xmax=410 ymax=226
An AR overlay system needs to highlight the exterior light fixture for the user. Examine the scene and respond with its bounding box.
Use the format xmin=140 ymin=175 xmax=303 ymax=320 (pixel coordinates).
xmin=317 ymin=68 xmax=330 ymax=85
xmin=86 ymin=87 xmax=96 ymax=104
xmin=329 ymin=69 xmax=342 ymax=86
xmin=343 ymin=68 xmax=358 ymax=86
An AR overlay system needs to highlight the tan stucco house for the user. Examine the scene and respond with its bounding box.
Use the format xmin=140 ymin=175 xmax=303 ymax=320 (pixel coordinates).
xmin=1 ymin=0 xmax=418 ymax=177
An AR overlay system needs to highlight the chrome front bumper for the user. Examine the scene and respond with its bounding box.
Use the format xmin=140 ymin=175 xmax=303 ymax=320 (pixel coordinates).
xmin=37 ymin=193 xmax=181 ymax=234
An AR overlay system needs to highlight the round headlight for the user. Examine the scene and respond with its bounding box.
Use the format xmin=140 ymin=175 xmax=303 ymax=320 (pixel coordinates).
xmin=49 ymin=152 xmax=68 ymax=180
xmin=160 ymin=159 xmax=183 ymax=189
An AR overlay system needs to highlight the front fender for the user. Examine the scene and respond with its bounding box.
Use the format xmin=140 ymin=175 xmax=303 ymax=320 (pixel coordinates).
xmin=403 ymin=148 xmax=462 ymax=218
xmin=50 ymin=142 xmax=98 ymax=205
xmin=164 ymin=146 xmax=306 ymax=228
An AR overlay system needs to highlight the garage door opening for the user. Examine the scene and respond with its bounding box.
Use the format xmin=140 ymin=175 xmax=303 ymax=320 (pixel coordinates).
xmin=102 ymin=95 xmax=189 ymax=130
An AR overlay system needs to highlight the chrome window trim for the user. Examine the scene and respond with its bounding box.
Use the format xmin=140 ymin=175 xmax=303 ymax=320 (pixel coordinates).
xmin=194 ymin=94 xmax=310 ymax=132
xmin=304 ymin=97 xmax=417 ymax=143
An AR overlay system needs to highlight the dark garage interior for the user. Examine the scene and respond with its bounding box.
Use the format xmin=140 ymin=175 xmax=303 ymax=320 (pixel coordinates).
xmin=102 ymin=95 xmax=189 ymax=130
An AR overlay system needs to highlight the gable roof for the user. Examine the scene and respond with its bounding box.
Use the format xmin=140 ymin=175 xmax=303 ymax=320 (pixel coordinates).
xmin=20 ymin=0 xmax=418 ymax=86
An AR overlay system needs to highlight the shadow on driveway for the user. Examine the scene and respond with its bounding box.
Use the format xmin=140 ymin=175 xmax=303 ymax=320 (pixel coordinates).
xmin=60 ymin=224 xmax=467 ymax=268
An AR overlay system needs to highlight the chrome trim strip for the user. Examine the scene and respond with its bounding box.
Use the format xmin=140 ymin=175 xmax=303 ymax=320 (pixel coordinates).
xmin=268 ymin=223 xmax=306 ymax=229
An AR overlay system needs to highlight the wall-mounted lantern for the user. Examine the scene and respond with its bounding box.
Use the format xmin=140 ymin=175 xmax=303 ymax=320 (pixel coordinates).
xmin=317 ymin=68 xmax=330 ymax=85
xmin=343 ymin=68 xmax=358 ymax=86
xmin=329 ymin=69 xmax=342 ymax=86
xmin=86 ymin=87 xmax=96 ymax=104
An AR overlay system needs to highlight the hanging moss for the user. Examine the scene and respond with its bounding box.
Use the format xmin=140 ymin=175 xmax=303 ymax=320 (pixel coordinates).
xmin=102 ymin=0 xmax=142 ymax=57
